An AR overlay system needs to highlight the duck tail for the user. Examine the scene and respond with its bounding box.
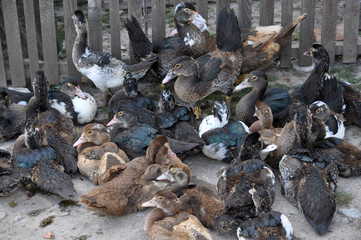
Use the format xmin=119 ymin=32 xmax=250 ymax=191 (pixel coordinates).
xmin=125 ymin=16 xmax=153 ymax=60
xmin=318 ymin=75 xmax=344 ymax=114
xmin=274 ymin=13 xmax=307 ymax=46
xmin=298 ymin=166 xmax=336 ymax=234
xmin=216 ymin=8 xmax=243 ymax=52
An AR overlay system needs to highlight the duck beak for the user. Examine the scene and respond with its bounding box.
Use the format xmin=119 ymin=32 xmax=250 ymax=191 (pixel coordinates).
xmin=234 ymin=80 xmax=250 ymax=92
xmin=107 ymin=115 xmax=120 ymax=126
xmin=168 ymin=148 xmax=176 ymax=156
xmin=192 ymin=11 xmax=206 ymax=24
xmin=74 ymin=86 xmax=86 ymax=99
xmin=156 ymin=171 xmax=171 ymax=181
xmin=73 ymin=134 xmax=88 ymax=147
xmin=248 ymin=189 xmax=254 ymax=195
xmin=170 ymin=28 xmax=178 ymax=36
xmin=162 ymin=71 xmax=176 ymax=84
xmin=142 ymin=197 xmax=157 ymax=208
xmin=303 ymin=50 xmax=312 ymax=57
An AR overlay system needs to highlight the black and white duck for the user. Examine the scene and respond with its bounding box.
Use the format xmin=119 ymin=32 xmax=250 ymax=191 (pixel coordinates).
xmin=72 ymin=10 xmax=157 ymax=93
xmin=198 ymin=100 xmax=249 ymax=162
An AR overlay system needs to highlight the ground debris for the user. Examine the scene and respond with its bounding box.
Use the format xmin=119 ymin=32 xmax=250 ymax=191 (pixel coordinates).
xmin=40 ymin=215 xmax=55 ymax=227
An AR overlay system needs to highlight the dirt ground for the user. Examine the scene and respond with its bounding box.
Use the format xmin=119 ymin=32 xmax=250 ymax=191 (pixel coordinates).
xmin=1 ymin=1 xmax=361 ymax=240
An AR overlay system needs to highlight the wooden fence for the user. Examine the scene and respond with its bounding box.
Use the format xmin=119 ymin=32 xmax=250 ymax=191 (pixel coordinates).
xmin=0 ymin=0 xmax=360 ymax=88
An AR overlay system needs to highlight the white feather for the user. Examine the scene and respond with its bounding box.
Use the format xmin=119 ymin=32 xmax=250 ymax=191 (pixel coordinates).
xmin=202 ymin=143 xmax=228 ymax=161
xmin=72 ymin=93 xmax=97 ymax=124
xmin=281 ymin=214 xmax=294 ymax=240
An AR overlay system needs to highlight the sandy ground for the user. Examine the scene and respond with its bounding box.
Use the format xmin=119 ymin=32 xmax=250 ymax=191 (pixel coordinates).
xmin=1 ymin=1 xmax=361 ymax=240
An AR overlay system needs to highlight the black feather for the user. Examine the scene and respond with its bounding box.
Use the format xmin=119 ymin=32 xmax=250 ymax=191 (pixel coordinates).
xmin=216 ymin=8 xmax=242 ymax=52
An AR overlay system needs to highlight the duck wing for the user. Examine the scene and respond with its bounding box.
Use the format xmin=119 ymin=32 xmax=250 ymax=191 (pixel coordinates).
xmin=197 ymin=54 xmax=222 ymax=82
xmin=317 ymin=75 xmax=344 ymax=114
xmin=339 ymin=81 xmax=361 ymax=127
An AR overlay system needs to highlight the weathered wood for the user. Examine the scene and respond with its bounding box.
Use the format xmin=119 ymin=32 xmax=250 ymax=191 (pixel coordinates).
xmin=24 ymin=0 xmax=39 ymax=80
xmin=110 ymin=0 xmax=121 ymax=59
xmin=343 ymin=0 xmax=360 ymax=63
xmin=128 ymin=0 xmax=143 ymax=64
xmin=152 ymin=0 xmax=166 ymax=45
xmin=2 ymin=1 xmax=26 ymax=87
xmin=196 ymin=0 xmax=208 ymax=21
xmin=298 ymin=0 xmax=316 ymax=66
xmin=260 ymin=0 xmax=274 ymax=26
xmin=63 ymin=0 xmax=81 ymax=80
xmin=216 ymin=0 xmax=230 ymax=21
xmin=280 ymin=0 xmax=293 ymax=68
xmin=88 ymin=0 xmax=103 ymax=52
xmin=0 ymin=36 xmax=6 ymax=87
xmin=39 ymin=0 xmax=59 ymax=85
xmin=238 ymin=0 xmax=252 ymax=30
xmin=321 ymin=0 xmax=337 ymax=65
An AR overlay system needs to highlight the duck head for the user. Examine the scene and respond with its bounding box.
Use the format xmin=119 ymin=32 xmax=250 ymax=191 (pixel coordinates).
xmin=213 ymin=100 xmax=229 ymax=124
xmin=61 ymin=77 xmax=86 ymax=99
xmin=123 ymin=72 xmax=138 ymax=98
xmin=73 ymin=123 xmax=110 ymax=147
xmin=156 ymin=163 xmax=191 ymax=192
xmin=173 ymin=2 xmax=207 ymax=34
xmin=72 ymin=10 xmax=87 ymax=34
xmin=234 ymin=70 xmax=268 ymax=92
xmin=158 ymin=89 xmax=175 ymax=112
xmin=142 ymin=189 xmax=180 ymax=216
xmin=145 ymin=136 xmax=176 ymax=164
xmin=0 ymin=91 xmax=9 ymax=110
xmin=24 ymin=121 xmax=42 ymax=149
xmin=162 ymin=56 xmax=199 ymax=84
xmin=107 ymin=111 xmax=138 ymax=128
xmin=309 ymin=101 xmax=330 ymax=122
xmin=304 ymin=43 xmax=330 ymax=66
xmin=254 ymin=101 xmax=273 ymax=128
xmin=239 ymin=132 xmax=263 ymax=161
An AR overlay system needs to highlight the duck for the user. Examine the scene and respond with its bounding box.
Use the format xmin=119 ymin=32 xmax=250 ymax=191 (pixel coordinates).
xmin=0 ymin=149 xmax=23 ymax=196
xmin=108 ymin=72 xmax=158 ymax=129
xmin=107 ymin=110 xmax=202 ymax=159
xmin=0 ymin=90 xmax=26 ymax=142
xmin=309 ymin=101 xmax=345 ymax=139
xmin=279 ymin=154 xmax=337 ymax=235
xmin=339 ymin=80 xmax=361 ymax=127
xmin=217 ymin=156 xmax=275 ymax=219
xmin=126 ymin=2 xmax=209 ymax=79
xmin=71 ymin=10 xmax=157 ymax=93
xmin=73 ymin=123 xmax=129 ymax=184
xmin=79 ymin=136 xmax=178 ymax=215
xmin=0 ymin=87 xmax=33 ymax=105
xmin=199 ymin=100 xmax=249 ymax=162
xmin=234 ymin=70 xmax=293 ymax=127
xmin=11 ymin=123 xmax=77 ymax=198
xmin=24 ymin=71 xmax=78 ymax=174
xmin=236 ymin=211 xmax=294 ymax=240
xmin=142 ymin=189 xmax=213 ymax=240
xmin=48 ymin=77 xmax=97 ymax=125
xmin=162 ymin=8 xmax=243 ymax=116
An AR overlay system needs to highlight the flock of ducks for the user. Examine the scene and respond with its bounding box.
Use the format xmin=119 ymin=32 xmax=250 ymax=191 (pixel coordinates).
xmin=1 ymin=2 xmax=361 ymax=239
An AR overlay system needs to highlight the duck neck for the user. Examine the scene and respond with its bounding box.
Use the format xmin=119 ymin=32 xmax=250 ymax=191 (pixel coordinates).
xmin=258 ymin=112 xmax=273 ymax=130
xmin=145 ymin=208 xmax=168 ymax=231
xmin=73 ymin=32 xmax=88 ymax=62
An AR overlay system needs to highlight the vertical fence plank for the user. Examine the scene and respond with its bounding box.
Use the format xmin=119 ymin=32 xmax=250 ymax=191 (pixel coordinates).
xmin=196 ymin=0 xmax=208 ymax=21
xmin=343 ymin=0 xmax=360 ymax=63
xmin=63 ymin=0 xmax=81 ymax=80
xmin=0 ymin=37 xmax=6 ymax=87
xmin=2 ymin=1 xmax=26 ymax=87
xmin=216 ymin=0 xmax=230 ymax=21
xmin=321 ymin=0 xmax=337 ymax=65
xmin=88 ymin=0 xmax=103 ymax=51
xmin=110 ymin=0 xmax=121 ymax=59
xmin=39 ymin=0 xmax=59 ymax=85
xmin=24 ymin=0 xmax=39 ymax=79
xmin=128 ymin=0 xmax=143 ymax=64
xmin=260 ymin=0 xmax=274 ymax=26
xmin=152 ymin=0 xmax=166 ymax=45
xmin=280 ymin=0 xmax=293 ymax=68
xmin=238 ymin=0 xmax=252 ymax=30
xmin=298 ymin=0 xmax=315 ymax=66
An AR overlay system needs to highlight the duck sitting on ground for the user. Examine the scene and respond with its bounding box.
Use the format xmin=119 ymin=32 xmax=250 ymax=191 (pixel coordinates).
xmin=142 ymin=190 xmax=213 ymax=240
xmin=162 ymin=8 xmax=244 ymax=117
xmin=126 ymin=2 xmax=208 ymax=80
xmin=0 ymin=149 xmax=23 ymax=196
xmin=73 ymin=123 xmax=129 ymax=184
xmin=199 ymin=100 xmax=249 ymax=162
xmin=79 ymin=136 xmax=178 ymax=215
xmin=0 ymin=91 xmax=26 ymax=142
xmin=71 ymin=10 xmax=157 ymax=97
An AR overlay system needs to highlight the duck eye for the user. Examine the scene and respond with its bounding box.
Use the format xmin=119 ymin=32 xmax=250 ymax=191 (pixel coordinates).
xmin=118 ymin=111 xmax=123 ymax=116
xmin=311 ymin=48 xmax=317 ymax=52
xmin=316 ymin=109 xmax=320 ymax=113
xmin=175 ymin=63 xmax=181 ymax=68
xmin=251 ymin=76 xmax=257 ymax=80
xmin=67 ymin=83 xmax=73 ymax=87
xmin=184 ymin=8 xmax=191 ymax=13
xmin=158 ymin=196 xmax=164 ymax=200
xmin=171 ymin=168 xmax=177 ymax=173
xmin=87 ymin=130 xmax=93 ymax=134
